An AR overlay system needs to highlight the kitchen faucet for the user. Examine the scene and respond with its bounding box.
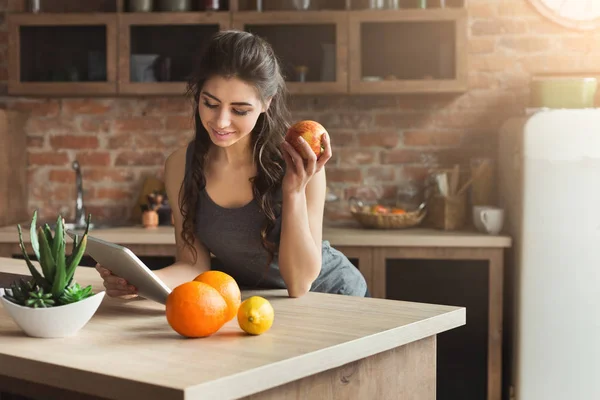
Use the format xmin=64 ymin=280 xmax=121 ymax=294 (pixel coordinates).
xmin=72 ymin=160 xmax=89 ymax=229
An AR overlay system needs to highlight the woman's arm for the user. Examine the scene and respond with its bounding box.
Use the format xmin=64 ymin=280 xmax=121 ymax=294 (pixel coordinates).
xmin=278 ymin=133 xmax=332 ymax=297
xmin=278 ymin=169 xmax=326 ymax=297
xmin=154 ymin=146 xmax=211 ymax=290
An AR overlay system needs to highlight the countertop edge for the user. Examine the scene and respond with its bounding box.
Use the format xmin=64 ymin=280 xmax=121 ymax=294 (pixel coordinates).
xmin=186 ymin=307 xmax=466 ymax=399
xmin=0 ymin=225 xmax=512 ymax=248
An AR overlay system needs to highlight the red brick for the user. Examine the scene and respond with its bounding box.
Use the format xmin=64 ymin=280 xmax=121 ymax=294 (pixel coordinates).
xmin=328 ymin=130 xmax=356 ymax=147
xmin=62 ymin=99 xmax=112 ymax=115
xmin=319 ymin=112 xmax=372 ymax=130
xmin=135 ymin=133 xmax=164 ymax=149
xmin=358 ymin=131 xmax=399 ymax=148
xmin=522 ymin=54 xmax=582 ymax=73
xmin=85 ymin=169 xmax=136 ymax=183
xmin=108 ymin=134 xmax=133 ymax=149
xmin=470 ymin=54 xmax=516 ymax=72
xmin=365 ymin=166 xmax=395 ymax=181
xmin=94 ymin=188 xmax=134 ymax=201
xmin=528 ymin=20 xmax=570 ymax=35
xmin=80 ymin=118 xmax=111 ymax=133
xmin=27 ymin=136 xmax=45 ymax=148
xmin=29 ymin=152 xmax=69 ymax=166
xmin=381 ymin=150 xmax=423 ymax=164
xmin=8 ymin=100 xmax=60 ymax=117
xmin=326 ymin=167 xmax=362 ymax=183
xmin=166 ymin=115 xmax=193 ymax=131
xmin=76 ymin=151 xmax=111 ymax=167
xmin=498 ymin=37 xmax=552 ymax=52
xmin=142 ymin=98 xmax=192 ymax=116
xmin=468 ymin=73 xmax=500 ymax=90
xmin=560 ymin=37 xmax=595 ymax=53
xmin=472 ymin=19 xmax=527 ymax=36
xmin=115 ymin=151 xmax=165 ymax=167
xmin=498 ymin=0 xmax=535 ymax=16
xmin=339 ymin=149 xmax=377 ymax=166
xmin=114 ymin=117 xmax=163 ymax=133
xmin=403 ymin=131 xmax=463 ymax=147
xmin=374 ymin=113 xmax=430 ymax=129
xmin=49 ymin=170 xmax=75 ymax=184
xmin=26 ymin=118 xmax=74 ymax=134
xmin=469 ymin=37 xmax=496 ymax=54
xmin=50 ymin=135 xmax=98 ymax=149
xmin=469 ymin=3 xmax=498 ymax=19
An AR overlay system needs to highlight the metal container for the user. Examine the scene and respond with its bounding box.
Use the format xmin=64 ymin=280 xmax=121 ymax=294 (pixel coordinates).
xmin=158 ymin=0 xmax=192 ymax=11
xmin=128 ymin=0 xmax=153 ymax=12
xmin=28 ymin=0 xmax=41 ymax=13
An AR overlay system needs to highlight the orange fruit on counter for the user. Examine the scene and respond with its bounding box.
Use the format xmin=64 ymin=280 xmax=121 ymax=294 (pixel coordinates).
xmin=194 ymin=270 xmax=241 ymax=322
xmin=237 ymin=296 xmax=275 ymax=335
xmin=166 ymin=281 xmax=228 ymax=338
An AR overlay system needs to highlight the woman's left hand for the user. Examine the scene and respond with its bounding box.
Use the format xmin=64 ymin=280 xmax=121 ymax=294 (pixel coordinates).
xmin=281 ymin=131 xmax=332 ymax=195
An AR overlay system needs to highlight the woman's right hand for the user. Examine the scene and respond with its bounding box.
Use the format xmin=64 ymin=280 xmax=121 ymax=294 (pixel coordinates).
xmin=95 ymin=263 xmax=138 ymax=299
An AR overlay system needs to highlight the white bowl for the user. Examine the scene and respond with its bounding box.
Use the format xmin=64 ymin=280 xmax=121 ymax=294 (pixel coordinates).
xmin=0 ymin=288 xmax=105 ymax=338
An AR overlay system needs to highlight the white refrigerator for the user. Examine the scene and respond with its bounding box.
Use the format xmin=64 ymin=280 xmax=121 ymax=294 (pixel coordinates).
xmin=497 ymin=109 xmax=600 ymax=400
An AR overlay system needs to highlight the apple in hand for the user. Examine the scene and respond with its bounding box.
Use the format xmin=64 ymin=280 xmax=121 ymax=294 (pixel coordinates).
xmin=284 ymin=120 xmax=327 ymax=159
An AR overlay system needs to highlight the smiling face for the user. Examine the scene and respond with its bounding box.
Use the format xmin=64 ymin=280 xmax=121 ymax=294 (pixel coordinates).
xmin=198 ymin=75 xmax=270 ymax=149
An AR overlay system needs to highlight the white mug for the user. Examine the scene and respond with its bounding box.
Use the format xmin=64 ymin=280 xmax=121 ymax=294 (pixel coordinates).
xmin=473 ymin=206 xmax=504 ymax=235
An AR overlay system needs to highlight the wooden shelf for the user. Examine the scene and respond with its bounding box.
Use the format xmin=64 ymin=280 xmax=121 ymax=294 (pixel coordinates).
xmin=7 ymin=7 xmax=467 ymax=96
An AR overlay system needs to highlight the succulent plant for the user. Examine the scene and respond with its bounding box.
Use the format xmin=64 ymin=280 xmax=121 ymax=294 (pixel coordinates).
xmin=2 ymin=210 xmax=95 ymax=308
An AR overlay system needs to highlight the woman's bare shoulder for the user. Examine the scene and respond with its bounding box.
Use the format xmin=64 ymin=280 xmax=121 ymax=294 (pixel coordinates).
xmin=165 ymin=143 xmax=190 ymax=183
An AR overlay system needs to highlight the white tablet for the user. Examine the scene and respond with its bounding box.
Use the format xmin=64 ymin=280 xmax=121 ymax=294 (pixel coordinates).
xmin=67 ymin=230 xmax=171 ymax=305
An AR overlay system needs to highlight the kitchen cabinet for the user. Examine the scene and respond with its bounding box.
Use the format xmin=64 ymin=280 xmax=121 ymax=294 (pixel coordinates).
xmin=6 ymin=0 xmax=467 ymax=96
xmin=7 ymin=13 xmax=118 ymax=96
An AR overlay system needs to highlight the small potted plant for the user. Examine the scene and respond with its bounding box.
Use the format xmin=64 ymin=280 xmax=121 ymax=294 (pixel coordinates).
xmin=0 ymin=210 xmax=105 ymax=338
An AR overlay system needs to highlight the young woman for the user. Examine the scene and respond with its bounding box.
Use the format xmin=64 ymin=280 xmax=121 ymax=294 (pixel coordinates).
xmin=96 ymin=30 xmax=368 ymax=298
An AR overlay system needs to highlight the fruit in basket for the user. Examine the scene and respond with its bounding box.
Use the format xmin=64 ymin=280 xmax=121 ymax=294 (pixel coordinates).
xmin=194 ymin=270 xmax=241 ymax=322
xmin=371 ymin=204 xmax=389 ymax=214
xmin=285 ymin=120 xmax=327 ymax=158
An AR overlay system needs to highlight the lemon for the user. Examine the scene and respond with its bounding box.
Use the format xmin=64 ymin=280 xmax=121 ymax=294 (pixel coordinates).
xmin=237 ymin=296 xmax=274 ymax=335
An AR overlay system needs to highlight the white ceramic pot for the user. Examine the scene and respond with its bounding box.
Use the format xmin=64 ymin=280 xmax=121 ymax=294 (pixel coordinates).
xmin=0 ymin=288 xmax=105 ymax=338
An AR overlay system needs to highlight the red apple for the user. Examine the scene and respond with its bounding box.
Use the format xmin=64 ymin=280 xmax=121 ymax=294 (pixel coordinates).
xmin=284 ymin=120 xmax=327 ymax=159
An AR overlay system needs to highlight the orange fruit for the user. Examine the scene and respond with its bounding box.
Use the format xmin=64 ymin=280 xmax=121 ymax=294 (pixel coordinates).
xmin=391 ymin=208 xmax=406 ymax=215
xmin=237 ymin=296 xmax=275 ymax=335
xmin=166 ymin=281 xmax=228 ymax=338
xmin=194 ymin=270 xmax=241 ymax=322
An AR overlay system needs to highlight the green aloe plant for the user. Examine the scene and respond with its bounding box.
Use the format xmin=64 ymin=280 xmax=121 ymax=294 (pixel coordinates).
xmin=2 ymin=210 xmax=95 ymax=308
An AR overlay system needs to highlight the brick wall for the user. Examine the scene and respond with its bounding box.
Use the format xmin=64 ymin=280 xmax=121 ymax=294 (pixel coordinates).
xmin=1 ymin=0 xmax=599 ymax=224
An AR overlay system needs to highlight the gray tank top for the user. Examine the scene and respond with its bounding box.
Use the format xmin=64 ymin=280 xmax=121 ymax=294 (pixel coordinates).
xmin=184 ymin=142 xmax=367 ymax=296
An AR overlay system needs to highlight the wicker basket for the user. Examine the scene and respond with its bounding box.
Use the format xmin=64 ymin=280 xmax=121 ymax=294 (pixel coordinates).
xmin=349 ymin=197 xmax=427 ymax=229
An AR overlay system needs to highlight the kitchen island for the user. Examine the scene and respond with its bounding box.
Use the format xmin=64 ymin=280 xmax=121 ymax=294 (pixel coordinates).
xmin=0 ymin=224 xmax=510 ymax=400
xmin=0 ymin=257 xmax=464 ymax=400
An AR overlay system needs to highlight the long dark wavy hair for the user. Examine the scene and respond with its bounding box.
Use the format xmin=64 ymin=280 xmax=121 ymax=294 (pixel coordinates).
xmin=180 ymin=30 xmax=291 ymax=266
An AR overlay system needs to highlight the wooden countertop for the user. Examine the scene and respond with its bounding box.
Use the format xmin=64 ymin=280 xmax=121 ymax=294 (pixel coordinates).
xmin=0 ymin=224 xmax=512 ymax=248
xmin=0 ymin=258 xmax=465 ymax=399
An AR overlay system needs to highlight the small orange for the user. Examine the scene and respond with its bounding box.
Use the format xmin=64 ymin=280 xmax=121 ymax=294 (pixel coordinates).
xmin=237 ymin=296 xmax=275 ymax=335
xmin=391 ymin=208 xmax=406 ymax=215
xmin=194 ymin=270 xmax=241 ymax=322
xmin=166 ymin=281 xmax=228 ymax=338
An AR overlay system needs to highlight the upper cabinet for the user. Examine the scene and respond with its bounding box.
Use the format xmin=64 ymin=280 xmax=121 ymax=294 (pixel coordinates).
xmin=348 ymin=8 xmax=467 ymax=94
xmin=8 ymin=13 xmax=118 ymax=96
xmin=7 ymin=0 xmax=467 ymax=96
